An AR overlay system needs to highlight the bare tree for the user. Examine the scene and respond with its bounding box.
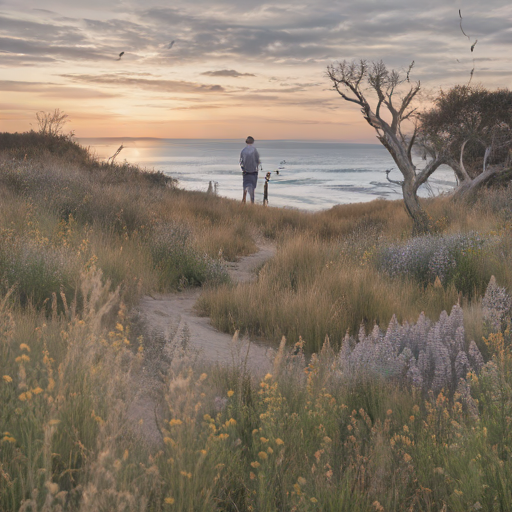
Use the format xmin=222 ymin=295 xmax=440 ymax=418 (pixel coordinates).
xmin=327 ymin=60 xmax=446 ymax=234
xmin=417 ymin=85 xmax=512 ymax=201
xmin=36 ymin=108 xmax=69 ymax=137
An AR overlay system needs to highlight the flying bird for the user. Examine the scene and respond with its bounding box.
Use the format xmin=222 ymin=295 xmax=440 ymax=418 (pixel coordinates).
xmin=168 ymin=41 xmax=175 ymax=49
xmin=117 ymin=51 xmax=125 ymax=60
xmin=471 ymin=40 xmax=478 ymax=52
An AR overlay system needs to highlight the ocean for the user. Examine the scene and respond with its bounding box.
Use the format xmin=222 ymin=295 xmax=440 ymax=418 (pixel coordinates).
xmin=78 ymin=138 xmax=457 ymax=211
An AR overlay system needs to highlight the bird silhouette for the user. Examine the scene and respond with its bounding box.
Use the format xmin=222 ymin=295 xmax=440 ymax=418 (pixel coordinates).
xmin=168 ymin=41 xmax=175 ymax=49
xmin=117 ymin=51 xmax=125 ymax=61
xmin=471 ymin=40 xmax=478 ymax=52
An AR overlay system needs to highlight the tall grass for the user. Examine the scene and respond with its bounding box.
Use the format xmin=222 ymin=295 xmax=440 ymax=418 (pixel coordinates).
xmin=4 ymin=131 xmax=512 ymax=510
xmin=4 ymin=283 xmax=512 ymax=511
xmin=198 ymin=234 xmax=462 ymax=352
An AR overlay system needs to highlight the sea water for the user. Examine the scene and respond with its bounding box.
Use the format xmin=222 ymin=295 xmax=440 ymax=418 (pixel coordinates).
xmin=79 ymin=138 xmax=457 ymax=212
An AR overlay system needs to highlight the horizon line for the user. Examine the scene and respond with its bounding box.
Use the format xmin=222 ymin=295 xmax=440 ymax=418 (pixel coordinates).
xmin=76 ymin=136 xmax=380 ymax=145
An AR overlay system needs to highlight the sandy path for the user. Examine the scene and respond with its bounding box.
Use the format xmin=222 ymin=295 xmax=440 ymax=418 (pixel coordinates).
xmin=128 ymin=242 xmax=276 ymax=445
xmin=138 ymin=242 xmax=275 ymax=371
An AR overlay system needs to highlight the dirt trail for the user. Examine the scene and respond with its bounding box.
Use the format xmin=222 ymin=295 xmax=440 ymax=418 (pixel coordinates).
xmin=138 ymin=242 xmax=275 ymax=372
xmin=128 ymin=242 xmax=276 ymax=445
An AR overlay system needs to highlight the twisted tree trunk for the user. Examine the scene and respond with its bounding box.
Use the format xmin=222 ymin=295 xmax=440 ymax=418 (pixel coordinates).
xmin=327 ymin=60 xmax=446 ymax=235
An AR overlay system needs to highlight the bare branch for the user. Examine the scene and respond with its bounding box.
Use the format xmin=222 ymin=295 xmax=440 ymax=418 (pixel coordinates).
xmin=415 ymin=157 xmax=446 ymax=190
xmin=407 ymin=125 xmax=418 ymax=162
xmin=385 ymin=169 xmax=403 ymax=186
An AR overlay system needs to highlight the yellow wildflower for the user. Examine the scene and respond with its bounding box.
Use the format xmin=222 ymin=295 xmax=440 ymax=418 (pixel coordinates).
xmin=386 ymin=409 xmax=393 ymax=416
xmin=19 ymin=343 xmax=31 ymax=352
xmin=32 ymin=387 xmax=43 ymax=395
xmin=200 ymin=449 xmax=207 ymax=455
xmin=180 ymin=471 xmax=192 ymax=479
xmin=297 ymin=477 xmax=307 ymax=485
xmin=226 ymin=418 xmax=237 ymax=426
xmin=1 ymin=436 xmax=16 ymax=444
xmin=227 ymin=390 xmax=234 ymax=397
xmin=15 ymin=355 xmax=30 ymax=363
xmin=260 ymin=437 xmax=269 ymax=444
xmin=47 ymin=378 xmax=55 ymax=391
xmin=116 ymin=323 xmax=124 ymax=332
xmin=310 ymin=497 xmax=318 ymax=503
xmin=267 ymin=447 xmax=273 ymax=454
xmin=199 ymin=373 xmax=208 ymax=381
xmin=169 ymin=419 xmax=182 ymax=426
xmin=48 ymin=419 xmax=60 ymax=426
xmin=403 ymin=453 xmax=412 ymax=463
xmin=323 ymin=436 xmax=332 ymax=444
xmin=250 ymin=472 xmax=256 ymax=480
xmin=2 ymin=375 xmax=13 ymax=383
xmin=18 ymin=392 xmax=27 ymax=401
xmin=276 ymin=438 xmax=284 ymax=445
xmin=412 ymin=405 xmax=420 ymax=413
xmin=258 ymin=451 xmax=268 ymax=460
xmin=164 ymin=497 xmax=175 ymax=504
xmin=218 ymin=433 xmax=229 ymax=440
xmin=250 ymin=461 xmax=260 ymax=468
xmin=264 ymin=373 xmax=272 ymax=380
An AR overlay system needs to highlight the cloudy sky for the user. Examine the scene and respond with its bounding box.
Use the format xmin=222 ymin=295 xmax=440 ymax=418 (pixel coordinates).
xmin=1 ymin=0 xmax=511 ymax=140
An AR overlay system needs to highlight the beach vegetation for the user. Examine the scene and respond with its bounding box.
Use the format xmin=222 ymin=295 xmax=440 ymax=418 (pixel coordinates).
xmin=2 ymin=131 xmax=512 ymax=510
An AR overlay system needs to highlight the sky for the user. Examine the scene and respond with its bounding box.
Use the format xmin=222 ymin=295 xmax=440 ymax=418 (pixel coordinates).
xmin=1 ymin=0 xmax=511 ymax=140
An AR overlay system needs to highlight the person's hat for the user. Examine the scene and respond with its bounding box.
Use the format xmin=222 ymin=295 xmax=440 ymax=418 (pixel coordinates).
xmin=245 ymin=136 xmax=255 ymax=144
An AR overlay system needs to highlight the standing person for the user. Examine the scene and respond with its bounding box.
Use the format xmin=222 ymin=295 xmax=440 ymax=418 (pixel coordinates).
xmin=240 ymin=136 xmax=261 ymax=204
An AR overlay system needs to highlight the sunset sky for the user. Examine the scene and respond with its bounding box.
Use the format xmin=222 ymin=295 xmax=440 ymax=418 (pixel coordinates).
xmin=1 ymin=0 xmax=511 ymax=141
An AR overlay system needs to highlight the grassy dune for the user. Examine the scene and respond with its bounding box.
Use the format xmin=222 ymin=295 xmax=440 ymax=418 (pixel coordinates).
xmin=2 ymin=132 xmax=512 ymax=511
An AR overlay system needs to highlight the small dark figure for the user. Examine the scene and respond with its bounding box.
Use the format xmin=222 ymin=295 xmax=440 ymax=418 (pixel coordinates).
xmin=263 ymin=172 xmax=271 ymax=206
xmin=275 ymin=169 xmax=279 ymax=175
xmin=117 ymin=51 xmax=125 ymax=60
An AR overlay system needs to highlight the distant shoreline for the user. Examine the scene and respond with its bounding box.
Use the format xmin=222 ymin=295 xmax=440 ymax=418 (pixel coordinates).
xmin=77 ymin=137 xmax=382 ymax=146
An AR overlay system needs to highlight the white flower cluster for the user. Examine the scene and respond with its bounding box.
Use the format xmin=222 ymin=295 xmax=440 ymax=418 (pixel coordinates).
xmin=338 ymin=304 xmax=484 ymax=394
xmin=482 ymin=275 xmax=512 ymax=332
xmin=378 ymin=232 xmax=486 ymax=285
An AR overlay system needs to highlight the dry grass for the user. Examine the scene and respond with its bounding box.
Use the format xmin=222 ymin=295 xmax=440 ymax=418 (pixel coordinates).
xmin=4 ymin=132 xmax=512 ymax=510
xmin=198 ymin=234 xmax=461 ymax=352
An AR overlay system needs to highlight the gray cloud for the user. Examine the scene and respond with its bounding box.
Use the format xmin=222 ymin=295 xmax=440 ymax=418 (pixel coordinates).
xmin=61 ymin=73 xmax=226 ymax=93
xmin=0 ymin=80 xmax=116 ymax=98
xmin=201 ymin=69 xmax=256 ymax=77
xmin=1 ymin=0 xmax=511 ymax=118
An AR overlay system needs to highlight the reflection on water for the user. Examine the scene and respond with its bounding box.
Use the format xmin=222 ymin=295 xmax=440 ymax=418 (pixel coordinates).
xmin=79 ymin=138 xmax=457 ymax=211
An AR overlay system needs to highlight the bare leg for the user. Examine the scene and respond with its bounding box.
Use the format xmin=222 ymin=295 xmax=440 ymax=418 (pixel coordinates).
xmin=242 ymin=189 xmax=247 ymax=204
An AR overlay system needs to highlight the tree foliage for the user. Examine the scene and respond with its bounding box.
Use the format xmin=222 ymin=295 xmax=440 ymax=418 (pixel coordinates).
xmin=417 ymin=86 xmax=512 ymax=196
